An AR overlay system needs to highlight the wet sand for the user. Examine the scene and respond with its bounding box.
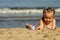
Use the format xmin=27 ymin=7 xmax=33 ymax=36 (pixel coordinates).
xmin=0 ymin=28 xmax=60 ymax=40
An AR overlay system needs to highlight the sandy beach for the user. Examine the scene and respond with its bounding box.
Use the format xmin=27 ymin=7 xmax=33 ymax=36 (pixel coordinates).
xmin=0 ymin=28 xmax=60 ymax=40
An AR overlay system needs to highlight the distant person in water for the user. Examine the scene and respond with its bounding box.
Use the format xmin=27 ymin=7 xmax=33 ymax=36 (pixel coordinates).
xmin=25 ymin=7 xmax=57 ymax=30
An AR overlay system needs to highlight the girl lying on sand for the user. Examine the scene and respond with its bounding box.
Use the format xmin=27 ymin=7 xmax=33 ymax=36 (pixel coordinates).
xmin=25 ymin=7 xmax=57 ymax=30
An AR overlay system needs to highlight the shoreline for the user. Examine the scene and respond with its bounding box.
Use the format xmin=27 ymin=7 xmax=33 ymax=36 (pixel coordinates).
xmin=0 ymin=28 xmax=60 ymax=40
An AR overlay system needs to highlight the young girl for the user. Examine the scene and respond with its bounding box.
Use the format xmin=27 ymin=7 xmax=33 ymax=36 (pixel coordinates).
xmin=25 ymin=7 xmax=56 ymax=30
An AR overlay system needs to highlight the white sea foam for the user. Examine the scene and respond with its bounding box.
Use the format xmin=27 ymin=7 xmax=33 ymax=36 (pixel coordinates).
xmin=0 ymin=8 xmax=42 ymax=13
xmin=55 ymin=8 xmax=60 ymax=12
xmin=0 ymin=8 xmax=60 ymax=14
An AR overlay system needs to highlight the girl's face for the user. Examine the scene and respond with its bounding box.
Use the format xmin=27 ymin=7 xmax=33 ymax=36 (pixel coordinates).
xmin=44 ymin=12 xmax=54 ymax=24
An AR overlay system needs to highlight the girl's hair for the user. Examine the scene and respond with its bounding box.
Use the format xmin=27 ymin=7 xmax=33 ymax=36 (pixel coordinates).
xmin=43 ymin=7 xmax=55 ymax=15
xmin=42 ymin=7 xmax=55 ymax=20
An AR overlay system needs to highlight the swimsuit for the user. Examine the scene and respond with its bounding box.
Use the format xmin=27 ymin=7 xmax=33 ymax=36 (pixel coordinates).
xmin=31 ymin=22 xmax=40 ymax=30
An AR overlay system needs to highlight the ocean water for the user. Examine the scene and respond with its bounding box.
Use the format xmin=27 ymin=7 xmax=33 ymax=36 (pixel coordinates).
xmin=0 ymin=0 xmax=60 ymax=28
xmin=0 ymin=17 xmax=60 ymax=28
xmin=0 ymin=12 xmax=60 ymax=28
xmin=0 ymin=0 xmax=60 ymax=8
xmin=0 ymin=8 xmax=60 ymax=28
xmin=0 ymin=20 xmax=39 ymax=28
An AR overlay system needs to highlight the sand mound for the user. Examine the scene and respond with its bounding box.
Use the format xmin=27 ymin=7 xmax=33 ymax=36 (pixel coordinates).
xmin=0 ymin=28 xmax=60 ymax=40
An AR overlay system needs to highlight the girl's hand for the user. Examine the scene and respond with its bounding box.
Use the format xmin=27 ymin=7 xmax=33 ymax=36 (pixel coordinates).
xmin=36 ymin=27 xmax=40 ymax=30
xmin=36 ymin=26 xmax=43 ymax=30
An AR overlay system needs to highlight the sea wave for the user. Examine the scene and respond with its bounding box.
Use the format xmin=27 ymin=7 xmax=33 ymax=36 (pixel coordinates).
xmin=0 ymin=8 xmax=59 ymax=17
xmin=0 ymin=8 xmax=43 ymax=13
xmin=0 ymin=8 xmax=60 ymax=14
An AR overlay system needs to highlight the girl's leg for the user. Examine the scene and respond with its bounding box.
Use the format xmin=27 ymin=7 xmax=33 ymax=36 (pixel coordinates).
xmin=25 ymin=24 xmax=33 ymax=30
xmin=25 ymin=22 xmax=39 ymax=30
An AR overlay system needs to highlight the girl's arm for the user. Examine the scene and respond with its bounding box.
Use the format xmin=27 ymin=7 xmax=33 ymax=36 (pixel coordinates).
xmin=52 ymin=19 xmax=56 ymax=30
xmin=36 ymin=20 xmax=44 ymax=30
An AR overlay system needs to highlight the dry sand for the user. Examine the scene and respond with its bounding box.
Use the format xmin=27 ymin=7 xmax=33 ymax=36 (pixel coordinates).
xmin=0 ymin=28 xmax=60 ymax=40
